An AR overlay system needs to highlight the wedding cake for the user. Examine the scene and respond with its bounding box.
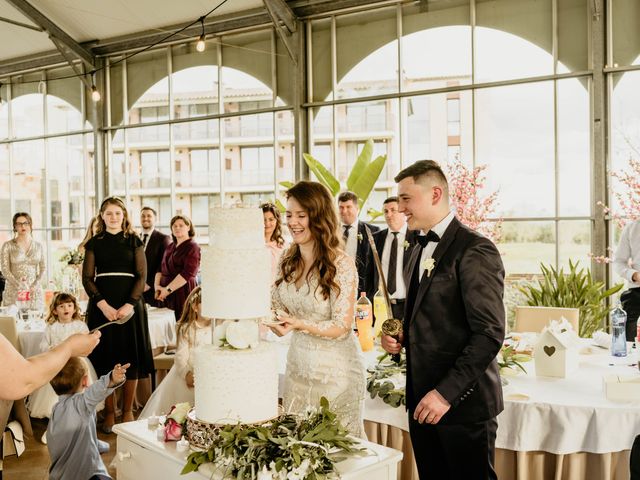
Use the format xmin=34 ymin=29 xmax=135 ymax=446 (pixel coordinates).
xmin=192 ymin=207 xmax=278 ymax=428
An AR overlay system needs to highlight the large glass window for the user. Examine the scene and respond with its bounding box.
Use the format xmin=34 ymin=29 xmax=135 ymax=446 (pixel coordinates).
xmin=309 ymin=3 xmax=590 ymax=279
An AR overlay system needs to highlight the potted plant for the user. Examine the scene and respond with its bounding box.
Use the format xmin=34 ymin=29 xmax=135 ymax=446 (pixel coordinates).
xmin=517 ymin=260 xmax=623 ymax=338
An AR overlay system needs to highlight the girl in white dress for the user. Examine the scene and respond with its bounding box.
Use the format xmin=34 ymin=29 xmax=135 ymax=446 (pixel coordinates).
xmin=27 ymin=292 xmax=98 ymax=419
xmin=140 ymin=286 xmax=212 ymax=418
xmin=270 ymin=181 xmax=366 ymax=438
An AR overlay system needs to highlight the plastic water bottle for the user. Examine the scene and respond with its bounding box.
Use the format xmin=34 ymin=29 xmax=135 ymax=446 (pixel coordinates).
xmin=611 ymin=302 xmax=627 ymax=357
xmin=16 ymin=277 xmax=31 ymax=321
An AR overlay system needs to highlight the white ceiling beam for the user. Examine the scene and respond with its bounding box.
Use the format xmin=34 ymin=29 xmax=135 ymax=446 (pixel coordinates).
xmin=4 ymin=0 xmax=95 ymax=69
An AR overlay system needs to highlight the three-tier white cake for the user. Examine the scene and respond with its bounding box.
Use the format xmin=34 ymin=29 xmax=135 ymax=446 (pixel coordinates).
xmin=193 ymin=207 xmax=278 ymax=426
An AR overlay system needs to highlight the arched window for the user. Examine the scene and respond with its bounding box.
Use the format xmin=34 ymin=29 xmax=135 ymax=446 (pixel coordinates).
xmin=310 ymin=7 xmax=590 ymax=276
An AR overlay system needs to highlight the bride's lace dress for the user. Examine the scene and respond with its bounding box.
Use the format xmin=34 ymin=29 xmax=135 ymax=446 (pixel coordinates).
xmin=271 ymin=254 xmax=366 ymax=438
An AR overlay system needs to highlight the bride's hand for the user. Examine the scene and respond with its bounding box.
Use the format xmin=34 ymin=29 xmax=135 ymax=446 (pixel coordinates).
xmin=270 ymin=323 xmax=294 ymax=336
xmin=273 ymin=313 xmax=301 ymax=334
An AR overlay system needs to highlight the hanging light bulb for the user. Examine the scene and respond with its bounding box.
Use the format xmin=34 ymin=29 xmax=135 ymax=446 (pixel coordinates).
xmin=196 ymin=17 xmax=206 ymax=52
xmin=196 ymin=34 xmax=206 ymax=52
xmin=91 ymin=85 xmax=101 ymax=102
xmin=90 ymin=72 xmax=101 ymax=102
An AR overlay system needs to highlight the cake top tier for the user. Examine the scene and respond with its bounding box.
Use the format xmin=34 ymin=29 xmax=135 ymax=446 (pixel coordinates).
xmin=209 ymin=206 xmax=264 ymax=248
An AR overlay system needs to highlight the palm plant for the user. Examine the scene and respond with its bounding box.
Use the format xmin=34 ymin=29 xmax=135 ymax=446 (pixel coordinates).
xmin=517 ymin=260 xmax=623 ymax=337
xmin=279 ymin=139 xmax=387 ymax=215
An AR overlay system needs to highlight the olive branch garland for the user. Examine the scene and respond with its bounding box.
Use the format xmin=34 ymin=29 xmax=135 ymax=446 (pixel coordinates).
xmin=182 ymin=397 xmax=366 ymax=479
xmin=366 ymin=352 xmax=406 ymax=409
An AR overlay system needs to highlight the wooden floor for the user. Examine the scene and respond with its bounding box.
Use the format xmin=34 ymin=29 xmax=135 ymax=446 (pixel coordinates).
xmin=3 ymin=414 xmax=129 ymax=480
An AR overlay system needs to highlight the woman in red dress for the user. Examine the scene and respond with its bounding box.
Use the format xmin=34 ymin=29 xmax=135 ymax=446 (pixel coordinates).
xmin=155 ymin=215 xmax=201 ymax=321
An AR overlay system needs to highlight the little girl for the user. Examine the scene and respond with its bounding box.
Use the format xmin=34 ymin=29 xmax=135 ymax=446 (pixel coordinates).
xmin=27 ymin=292 xmax=99 ymax=419
xmin=140 ymin=286 xmax=211 ymax=418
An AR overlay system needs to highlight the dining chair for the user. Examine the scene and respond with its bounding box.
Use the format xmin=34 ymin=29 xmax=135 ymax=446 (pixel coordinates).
xmin=0 ymin=316 xmax=19 ymax=353
xmin=513 ymin=306 xmax=580 ymax=334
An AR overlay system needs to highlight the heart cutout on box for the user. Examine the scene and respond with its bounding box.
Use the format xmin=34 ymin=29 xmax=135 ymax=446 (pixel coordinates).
xmin=543 ymin=345 xmax=556 ymax=357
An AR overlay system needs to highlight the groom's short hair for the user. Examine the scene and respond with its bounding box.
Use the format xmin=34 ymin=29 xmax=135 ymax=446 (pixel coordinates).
xmin=394 ymin=160 xmax=448 ymax=194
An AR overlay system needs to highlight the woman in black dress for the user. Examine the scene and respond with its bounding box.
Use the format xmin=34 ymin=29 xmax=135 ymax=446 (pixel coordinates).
xmin=82 ymin=197 xmax=153 ymax=433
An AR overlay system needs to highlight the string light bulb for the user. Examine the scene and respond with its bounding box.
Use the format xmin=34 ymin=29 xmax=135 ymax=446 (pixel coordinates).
xmin=91 ymin=84 xmax=101 ymax=102
xmin=90 ymin=73 xmax=100 ymax=102
xmin=196 ymin=17 xmax=206 ymax=52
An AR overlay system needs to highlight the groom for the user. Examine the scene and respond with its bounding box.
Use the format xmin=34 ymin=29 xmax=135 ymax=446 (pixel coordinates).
xmin=382 ymin=160 xmax=505 ymax=480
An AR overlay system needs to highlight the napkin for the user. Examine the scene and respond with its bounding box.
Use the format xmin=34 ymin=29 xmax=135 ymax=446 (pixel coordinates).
xmin=592 ymin=330 xmax=611 ymax=349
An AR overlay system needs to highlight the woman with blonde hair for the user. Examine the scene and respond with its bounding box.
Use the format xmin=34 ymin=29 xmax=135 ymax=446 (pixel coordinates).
xmin=82 ymin=197 xmax=153 ymax=433
xmin=270 ymin=181 xmax=366 ymax=437
xmin=139 ymin=286 xmax=212 ymax=418
xmin=78 ymin=216 xmax=99 ymax=253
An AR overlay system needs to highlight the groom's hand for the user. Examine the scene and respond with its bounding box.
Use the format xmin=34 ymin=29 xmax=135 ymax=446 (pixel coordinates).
xmin=414 ymin=389 xmax=450 ymax=425
xmin=381 ymin=333 xmax=404 ymax=354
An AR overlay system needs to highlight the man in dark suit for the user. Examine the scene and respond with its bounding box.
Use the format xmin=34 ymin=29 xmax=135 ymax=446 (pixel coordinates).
xmin=338 ymin=191 xmax=379 ymax=296
xmin=366 ymin=196 xmax=418 ymax=320
xmin=140 ymin=207 xmax=171 ymax=307
xmin=382 ymin=160 xmax=505 ymax=480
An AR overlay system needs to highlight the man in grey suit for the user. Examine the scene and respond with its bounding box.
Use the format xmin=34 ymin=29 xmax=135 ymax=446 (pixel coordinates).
xmin=382 ymin=160 xmax=505 ymax=480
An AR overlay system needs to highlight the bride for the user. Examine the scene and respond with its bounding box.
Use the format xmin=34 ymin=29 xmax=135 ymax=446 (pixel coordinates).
xmin=270 ymin=181 xmax=366 ymax=438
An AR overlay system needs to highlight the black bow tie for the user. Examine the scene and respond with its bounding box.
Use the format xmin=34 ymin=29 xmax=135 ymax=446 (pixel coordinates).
xmin=416 ymin=230 xmax=440 ymax=247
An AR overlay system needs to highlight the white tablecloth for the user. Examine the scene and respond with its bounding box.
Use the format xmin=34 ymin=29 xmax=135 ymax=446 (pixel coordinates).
xmin=497 ymin=344 xmax=640 ymax=454
xmin=315 ymin=341 xmax=640 ymax=456
xmin=17 ymin=306 xmax=177 ymax=358
xmin=17 ymin=320 xmax=47 ymax=357
xmin=146 ymin=307 xmax=176 ymax=350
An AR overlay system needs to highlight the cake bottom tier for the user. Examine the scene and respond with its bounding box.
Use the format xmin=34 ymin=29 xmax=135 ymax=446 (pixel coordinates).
xmin=193 ymin=343 xmax=279 ymax=425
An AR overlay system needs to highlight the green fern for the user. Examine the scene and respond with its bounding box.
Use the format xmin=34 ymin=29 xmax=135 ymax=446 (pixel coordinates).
xmin=517 ymin=260 xmax=623 ymax=338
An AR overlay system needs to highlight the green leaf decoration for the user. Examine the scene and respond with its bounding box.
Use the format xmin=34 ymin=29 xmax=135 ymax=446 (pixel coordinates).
xmin=350 ymin=155 xmax=387 ymax=210
xmin=347 ymin=139 xmax=373 ymax=191
xmin=303 ymin=153 xmax=340 ymax=196
xmin=366 ymin=352 xmax=406 ymax=409
xmin=517 ymin=260 xmax=624 ymax=337
xmin=275 ymin=199 xmax=286 ymax=213
xmin=181 ymin=398 xmax=364 ymax=478
xmin=279 ymin=180 xmax=295 ymax=189
xmin=367 ymin=207 xmax=384 ymax=222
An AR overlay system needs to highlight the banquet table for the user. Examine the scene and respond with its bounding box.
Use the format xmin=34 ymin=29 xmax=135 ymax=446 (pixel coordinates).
xmin=16 ymin=306 xmax=176 ymax=358
xmin=274 ymin=340 xmax=640 ymax=480
xmin=371 ymin=343 xmax=640 ymax=479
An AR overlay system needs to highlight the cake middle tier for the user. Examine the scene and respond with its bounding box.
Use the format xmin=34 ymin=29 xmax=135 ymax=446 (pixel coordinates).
xmin=201 ymin=245 xmax=271 ymax=319
xmin=193 ymin=343 xmax=279 ymax=425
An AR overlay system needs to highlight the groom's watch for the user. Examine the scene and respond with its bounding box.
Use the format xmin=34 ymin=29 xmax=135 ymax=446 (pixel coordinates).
xmin=166 ymin=287 xmax=173 ymax=293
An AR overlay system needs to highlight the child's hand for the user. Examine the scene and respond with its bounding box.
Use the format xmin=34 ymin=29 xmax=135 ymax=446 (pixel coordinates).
xmin=110 ymin=363 xmax=130 ymax=387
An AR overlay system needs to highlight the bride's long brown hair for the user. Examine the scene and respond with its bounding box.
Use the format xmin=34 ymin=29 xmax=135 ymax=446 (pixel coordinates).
xmin=275 ymin=181 xmax=343 ymax=300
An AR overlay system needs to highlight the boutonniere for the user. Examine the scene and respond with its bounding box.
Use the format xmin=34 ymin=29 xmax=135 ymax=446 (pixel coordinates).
xmin=357 ymin=233 xmax=363 ymax=242
xmin=421 ymin=257 xmax=436 ymax=277
xmin=403 ymin=240 xmax=410 ymax=250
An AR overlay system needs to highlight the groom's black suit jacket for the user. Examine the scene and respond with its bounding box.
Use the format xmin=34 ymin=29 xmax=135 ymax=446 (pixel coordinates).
xmin=403 ymin=216 xmax=505 ymax=425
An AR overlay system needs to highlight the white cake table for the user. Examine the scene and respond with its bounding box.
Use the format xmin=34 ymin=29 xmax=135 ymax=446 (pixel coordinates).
xmin=113 ymin=420 xmax=403 ymax=480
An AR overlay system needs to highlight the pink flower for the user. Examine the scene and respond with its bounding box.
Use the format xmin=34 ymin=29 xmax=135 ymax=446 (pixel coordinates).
xmin=164 ymin=418 xmax=183 ymax=442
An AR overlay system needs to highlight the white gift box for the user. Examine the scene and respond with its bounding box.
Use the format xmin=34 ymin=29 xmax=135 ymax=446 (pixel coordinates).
xmin=603 ymin=374 xmax=640 ymax=402
xmin=534 ymin=329 xmax=580 ymax=378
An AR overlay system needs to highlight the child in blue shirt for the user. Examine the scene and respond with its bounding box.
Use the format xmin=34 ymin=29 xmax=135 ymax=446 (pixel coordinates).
xmin=47 ymin=358 xmax=129 ymax=480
